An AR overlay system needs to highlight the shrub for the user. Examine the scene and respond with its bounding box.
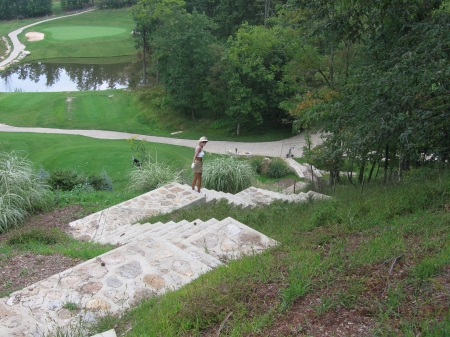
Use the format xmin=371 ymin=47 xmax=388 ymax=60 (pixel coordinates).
xmin=49 ymin=170 xmax=114 ymax=192
xmin=0 ymin=151 xmax=53 ymax=232
xmin=267 ymin=158 xmax=291 ymax=178
xmin=88 ymin=171 xmax=113 ymax=191
xmin=126 ymin=155 xmax=182 ymax=192
xmin=248 ymin=155 xmax=264 ymax=174
xmin=49 ymin=170 xmax=83 ymax=191
xmin=203 ymin=156 xmax=255 ymax=194
xmin=209 ymin=118 xmax=235 ymax=132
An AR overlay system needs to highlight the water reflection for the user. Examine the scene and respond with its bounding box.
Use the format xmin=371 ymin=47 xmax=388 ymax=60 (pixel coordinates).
xmin=0 ymin=62 xmax=142 ymax=92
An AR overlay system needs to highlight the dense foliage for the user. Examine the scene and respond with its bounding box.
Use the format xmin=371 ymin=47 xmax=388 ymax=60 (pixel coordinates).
xmin=97 ymin=0 xmax=137 ymax=9
xmin=0 ymin=0 xmax=51 ymax=20
xmin=131 ymin=0 xmax=450 ymax=179
xmin=0 ymin=151 xmax=53 ymax=232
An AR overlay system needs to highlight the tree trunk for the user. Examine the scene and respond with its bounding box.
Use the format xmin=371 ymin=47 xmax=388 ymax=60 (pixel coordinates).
xmin=367 ymin=159 xmax=377 ymax=183
xmin=142 ymin=30 xmax=147 ymax=85
xmin=264 ymin=0 xmax=270 ymax=28
xmin=191 ymin=108 xmax=195 ymax=121
xmin=236 ymin=121 xmax=240 ymax=136
xmin=329 ymin=41 xmax=334 ymax=90
xmin=383 ymin=145 xmax=389 ymax=184
xmin=358 ymin=157 xmax=366 ymax=184
xmin=156 ymin=58 xmax=159 ymax=84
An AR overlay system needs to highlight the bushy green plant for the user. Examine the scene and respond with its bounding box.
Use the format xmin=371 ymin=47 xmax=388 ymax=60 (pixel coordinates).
xmin=126 ymin=155 xmax=182 ymax=192
xmin=267 ymin=158 xmax=291 ymax=178
xmin=203 ymin=156 xmax=255 ymax=193
xmin=0 ymin=151 xmax=53 ymax=232
xmin=49 ymin=170 xmax=83 ymax=191
xmin=248 ymin=155 xmax=264 ymax=174
xmin=88 ymin=171 xmax=113 ymax=191
xmin=49 ymin=170 xmax=114 ymax=192
xmin=209 ymin=118 xmax=235 ymax=132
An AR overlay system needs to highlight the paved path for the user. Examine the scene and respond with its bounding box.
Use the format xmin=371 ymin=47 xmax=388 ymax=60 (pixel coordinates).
xmin=0 ymin=123 xmax=322 ymax=158
xmin=0 ymin=9 xmax=95 ymax=68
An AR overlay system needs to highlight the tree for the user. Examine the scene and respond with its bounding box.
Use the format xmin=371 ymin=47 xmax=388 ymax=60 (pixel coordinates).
xmin=153 ymin=9 xmax=218 ymax=120
xmin=221 ymin=24 xmax=295 ymax=135
xmin=293 ymin=0 xmax=450 ymax=182
xmin=130 ymin=0 xmax=185 ymax=84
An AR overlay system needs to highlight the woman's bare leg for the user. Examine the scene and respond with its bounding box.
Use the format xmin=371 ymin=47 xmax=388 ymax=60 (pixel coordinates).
xmin=197 ymin=173 xmax=202 ymax=193
xmin=192 ymin=173 xmax=198 ymax=191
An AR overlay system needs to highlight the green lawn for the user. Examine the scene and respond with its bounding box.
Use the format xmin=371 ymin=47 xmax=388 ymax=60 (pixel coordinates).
xmin=0 ymin=89 xmax=294 ymax=141
xmin=0 ymin=90 xmax=148 ymax=132
xmin=19 ymin=9 xmax=135 ymax=61
xmin=0 ymin=132 xmax=195 ymax=192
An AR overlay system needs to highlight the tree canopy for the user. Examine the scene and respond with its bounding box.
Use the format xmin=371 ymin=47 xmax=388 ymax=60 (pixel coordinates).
xmin=131 ymin=0 xmax=450 ymax=178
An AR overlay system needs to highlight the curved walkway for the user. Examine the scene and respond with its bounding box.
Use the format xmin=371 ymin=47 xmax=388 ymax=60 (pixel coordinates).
xmin=0 ymin=9 xmax=95 ymax=69
xmin=0 ymin=123 xmax=322 ymax=158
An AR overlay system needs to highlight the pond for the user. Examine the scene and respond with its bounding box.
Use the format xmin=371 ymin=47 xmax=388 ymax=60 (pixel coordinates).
xmin=0 ymin=61 xmax=142 ymax=92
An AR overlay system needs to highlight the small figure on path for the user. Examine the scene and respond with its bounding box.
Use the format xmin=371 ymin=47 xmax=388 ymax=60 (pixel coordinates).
xmin=191 ymin=136 xmax=208 ymax=193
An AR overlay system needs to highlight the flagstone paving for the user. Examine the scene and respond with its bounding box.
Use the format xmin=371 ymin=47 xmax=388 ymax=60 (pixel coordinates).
xmin=0 ymin=182 xmax=329 ymax=336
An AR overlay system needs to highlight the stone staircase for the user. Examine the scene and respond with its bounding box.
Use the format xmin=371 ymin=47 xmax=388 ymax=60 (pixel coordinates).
xmin=0 ymin=182 xmax=329 ymax=337
xmin=284 ymin=158 xmax=323 ymax=181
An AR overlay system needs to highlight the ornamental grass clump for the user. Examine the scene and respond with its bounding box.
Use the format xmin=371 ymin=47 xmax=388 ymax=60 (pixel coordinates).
xmin=0 ymin=151 xmax=53 ymax=232
xmin=203 ymin=156 xmax=255 ymax=194
xmin=248 ymin=155 xmax=264 ymax=174
xmin=267 ymin=158 xmax=291 ymax=178
xmin=126 ymin=155 xmax=183 ymax=192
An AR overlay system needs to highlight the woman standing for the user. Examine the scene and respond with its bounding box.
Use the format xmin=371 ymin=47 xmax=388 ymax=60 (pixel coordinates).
xmin=191 ymin=136 xmax=208 ymax=193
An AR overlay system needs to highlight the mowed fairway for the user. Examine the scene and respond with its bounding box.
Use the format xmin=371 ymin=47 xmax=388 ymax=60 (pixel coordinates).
xmin=0 ymin=90 xmax=161 ymax=134
xmin=42 ymin=26 xmax=127 ymax=40
xmin=19 ymin=9 xmax=136 ymax=61
xmin=0 ymin=133 xmax=194 ymax=192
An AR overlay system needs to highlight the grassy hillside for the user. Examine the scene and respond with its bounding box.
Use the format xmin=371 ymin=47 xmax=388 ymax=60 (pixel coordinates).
xmin=83 ymin=167 xmax=450 ymax=336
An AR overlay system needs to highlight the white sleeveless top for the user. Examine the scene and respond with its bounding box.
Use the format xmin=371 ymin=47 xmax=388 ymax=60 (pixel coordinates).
xmin=196 ymin=146 xmax=205 ymax=158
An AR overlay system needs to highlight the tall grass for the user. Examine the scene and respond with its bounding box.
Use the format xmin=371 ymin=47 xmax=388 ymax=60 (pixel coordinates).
xmin=0 ymin=151 xmax=53 ymax=232
xmin=267 ymin=157 xmax=291 ymax=178
xmin=126 ymin=155 xmax=183 ymax=192
xmin=202 ymin=156 xmax=255 ymax=193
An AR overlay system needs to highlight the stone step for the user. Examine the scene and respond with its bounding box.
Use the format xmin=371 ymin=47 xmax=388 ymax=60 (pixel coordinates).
xmin=95 ymin=222 xmax=147 ymax=244
xmin=150 ymin=220 xmax=190 ymax=237
xmin=237 ymin=187 xmax=315 ymax=205
xmin=107 ymin=222 xmax=166 ymax=246
xmin=1 ymin=234 xmax=213 ymax=337
xmin=69 ymin=183 xmax=205 ymax=242
xmin=171 ymin=219 xmax=209 ymax=242
xmin=178 ymin=217 xmax=278 ymax=261
xmin=284 ymin=158 xmax=323 ymax=181
xmin=94 ymin=222 xmax=134 ymax=243
xmin=202 ymin=188 xmax=255 ymax=209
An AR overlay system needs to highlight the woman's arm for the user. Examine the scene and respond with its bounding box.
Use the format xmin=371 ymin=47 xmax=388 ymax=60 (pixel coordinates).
xmin=193 ymin=147 xmax=200 ymax=163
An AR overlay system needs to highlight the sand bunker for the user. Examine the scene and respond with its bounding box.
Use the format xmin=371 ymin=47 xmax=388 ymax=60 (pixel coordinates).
xmin=25 ymin=32 xmax=44 ymax=41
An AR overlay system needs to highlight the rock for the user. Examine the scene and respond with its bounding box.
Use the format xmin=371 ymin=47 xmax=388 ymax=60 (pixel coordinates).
xmin=260 ymin=157 xmax=272 ymax=175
